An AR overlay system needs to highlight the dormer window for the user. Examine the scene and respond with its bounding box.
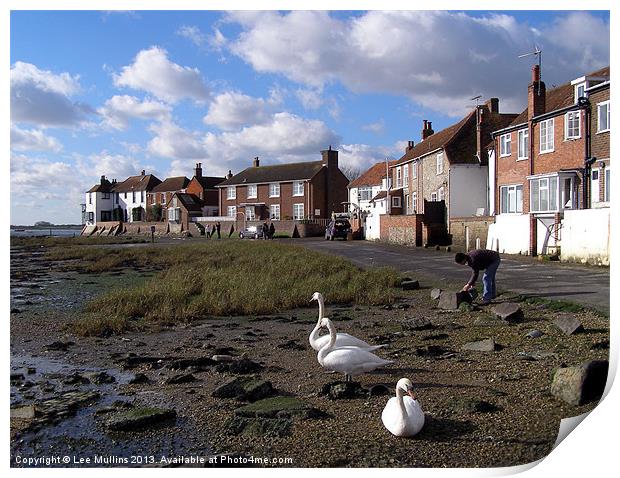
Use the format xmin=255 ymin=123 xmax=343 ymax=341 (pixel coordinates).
xmin=574 ymin=82 xmax=586 ymax=103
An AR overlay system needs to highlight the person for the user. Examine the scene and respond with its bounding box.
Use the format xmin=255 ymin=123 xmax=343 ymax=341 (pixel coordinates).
xmin=262 ymin=221 xmax=269 ymax=240
xmin=455 ymin=249 xmax=501 ymax=305
xmin=211 ymin=224 xmax=216 ymax=238
xmin=216 ymin=222 xmax=221 ymax=239
xmin=269 ymin=222 xmax=275 ymax=240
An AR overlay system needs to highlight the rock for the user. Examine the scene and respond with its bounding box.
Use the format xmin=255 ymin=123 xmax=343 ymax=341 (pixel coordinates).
xmin=129 ymin=373 xmax=150 ymax=384
xmin=34 ymin=390 xmax=100 ymax=424
xmin=320 ymin=381 xmax=367 ymax=400
xmin=492 ymin=303 xmax=524 ymax=324
xmin=114 ymin=355 xmax=166 ymax=369
xmin=62 ymin=372 xmax=91 ymax=385
xmin=551 ymin=360 xmax=609 ymax=406
xmin=526 ymin=330 xmax=544 ymax=339
xmin=367 ymin=384 xmax=391 ymax=397
xmin=438 ymin=291 xmax=473 ymax=310
xmin=27 ymin=367 xmax=36 ymax=375
xmin=554 ymin=316 xmax=584 ymax=335
xmin=44 ymin=341 xmax=75 ymax=351
xmin=415 ymin=345 xmax=450 ymax=357
xmin=447 ymin=397 xmax=499 ymax=414
xmin=105 ymin=407 xmax=177 ymax=431
xmin=168 ymin=357 xmax=215 ymax=370
xmin=401 ymin=279 xmax=420 ymax=290
xmin=459 ymin=302 xmax=475 ymax=312
xmin=164 ymin=373 xmax=196 ymax=385
xmin=473 ymin=316 xmax=500 ymax=327
xmin=213 ymin=346 xmax=236 ymax=355
xmin=212 ymin=376 xmax=275 ymax=402
xmin=223 ymin=416 xmax=292 ymax=438
xmin=402 ymin=317 xmax=434 ymax=331
xmin=235 ymin=396 xmax=326 ymax=419
xmin=211 ymin=355 xmax=234 ymax=362
xmin=462 ymin=338 xmax=497 ymax=352
xmin=517 ymin=351 xmax=558 ymax=361
xmin=215 ymin=358 xmax=263 ymax=375
xmin=430 ymin=288 xmax=442 ymax=300
xmin=11 ymin=405 xmax=36 ymax=419
xmin=85 ymin=371 xmax=116 ymax=384
xmin=10 ymin=373 xmax=25 ymax=384
xmin=11 ymin=308 xmax=21 ymax=314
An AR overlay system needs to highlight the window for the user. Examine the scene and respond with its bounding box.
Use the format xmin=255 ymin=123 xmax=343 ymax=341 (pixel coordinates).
xmin=115 ymin=193 xmax=119 ymax=205
xmin=270 ymin=204 xmax=280 ymax=220
xmin=403 ymin=165 xmax=409 ymax=187
xmin=227 ymin=186 xmax=236 ymax=200
xmin=391 ymin=196 xmax=401 ymax=208
xmin=539 ymin=119 xmax=554 ymax=153
xmin=530 ymin=176 xmax=558 ymax=212
xmin=438 ymin=187 xmax=445 ymax=202
xmin=499 ymin=133 xmax=512 ymax=157
xmin=102 ymin=192 xmax=110 ymax=199
xmin=293 ymin=181 xmax=304 ymax=196
xmin=591 ymin=169 xmax=600 ymax=203
xmin=598 ymin=101 xmax=610 ymax=133
xmin=605 ymin=168 xmax=610 ymax=202
xmin=269 ymin=183 xmax=280 ymax=197
xmin=227 ymin=205 xmax=237 ymax=217
xmin=124 ymin=192 xmax=127 ymax=199
xmin=160 ymin=193 xmax=166 ymax=204
xmin=88 ymin=212 xmax=94 ymax=222
xmin=517 ymin=129 xmax=529 ymax=160
xmin=565 ymin=111 xmax=581 ymax=139
xmin=247 ymin=184 xmax=257 ymax=198
xmin=132 ymin=191 xmax=136 ymax=202
xmin=396 ymin=167 xmax=402 ymax=188
xmin=412 ymin=162 xmax=418 ymax=179
xmin=167 ymin=207 xmax=181 ymax=222
xmin=293 ymin=203 xmax=304 ymax=220
xmin=412 ymin=192 xmax=417 ymax=213
xmin=436 ymin=152 xmax=444 ymax=175
xmin=431 ymin=192 xmax=437 ymax=201
xmin=141 ymin=191 xmax=145 ymax=202
xmin=246 ymin=206 xmax=255 ymax=221
xmin=500 ymin=185 xmax=523 ymax=214
xmin=88 ymin=193 xmax=92 ymax=204
xmin=575 ymin=83 xmax=585 ymax=102
xmin=404 ymin=194 xmax=409 ymax=214
xmin=358 ymin=187 xmax=373 ymax=201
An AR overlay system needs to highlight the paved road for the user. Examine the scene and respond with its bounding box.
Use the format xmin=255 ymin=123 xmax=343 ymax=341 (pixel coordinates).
xmin=292 ymin=238 xmax=610 ymax=313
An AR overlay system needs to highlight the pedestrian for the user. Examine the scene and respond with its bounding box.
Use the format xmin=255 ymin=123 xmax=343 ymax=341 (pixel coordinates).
xmin=455 ymin=249 xmax=501 ymax=305
xmin=262 ymin=221 xmax=269 ymax=240
xmin=211 ymin=224 xmax=216 ymax=238
xmin=269 ymin=222 xmax=275 ymax=240
xmin=216 ymin=222 xmax=221 ymax=239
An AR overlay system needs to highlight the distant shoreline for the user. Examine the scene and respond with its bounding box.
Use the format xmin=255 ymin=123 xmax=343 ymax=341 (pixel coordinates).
xmin=10 ymin=225 xmax=83 ymax=230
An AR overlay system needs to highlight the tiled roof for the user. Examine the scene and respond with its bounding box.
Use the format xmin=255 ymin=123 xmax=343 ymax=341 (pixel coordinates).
xmin=217 ymin=161 xmax=324 ymax=186
xmin=86 ymin=181 xmax=113 ymax=193
xmin=192 ymin=176 xmax=225 ymax=189
xmin=112 ymin=173 xmax=161 ymax=193
xmin=370 ymin=190 xmax=387 ymax=202
xmin=170 ymin=192 xmax=203 ymax=212
xmin=348 ymin=161 xmax=397 ymax=188
xmin=151 ymin=176 xmax=190 ymax=193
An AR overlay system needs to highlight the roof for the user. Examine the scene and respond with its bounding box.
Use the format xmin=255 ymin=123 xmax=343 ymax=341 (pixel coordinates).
xmin=348 ymin=161 xmax=397 ymax=188
xmin=507 ymin=66 xmax=610 ymax=128
xmin=151 ymin=176 xmax=190 ymax=193
xmin=370 ymin=190 xmax=387 ymax=202
xmin=191 ymin=175 xmax=225 ymax=189
xmin=169 ymin=192 xmax=203 ymax=212
xmin=86 ymin=180 xmax=113 ymax=193
xmin=112 ymin=173 xmax=161 ymax=193
xmin=217 ymin=161 xmax=324 ymax=186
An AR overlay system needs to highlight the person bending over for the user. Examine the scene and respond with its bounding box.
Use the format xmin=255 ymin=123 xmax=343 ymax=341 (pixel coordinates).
xmin=455 ymin=249 xmax=501 ymax=305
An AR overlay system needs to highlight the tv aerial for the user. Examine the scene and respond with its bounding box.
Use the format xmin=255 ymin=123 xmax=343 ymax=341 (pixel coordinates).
xmin=470 ymin=95 xmax=482 ymax=106
xmin=519 ymin=45 xmax=543 ymax=94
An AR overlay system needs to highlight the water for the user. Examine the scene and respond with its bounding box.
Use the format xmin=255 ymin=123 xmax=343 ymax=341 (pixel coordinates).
xmin=10 ymin=228 xmax=82 ymax=238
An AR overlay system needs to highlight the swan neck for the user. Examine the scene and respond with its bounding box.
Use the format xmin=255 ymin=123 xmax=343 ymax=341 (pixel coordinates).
xmin=325 ymin=320 xmax=337 ymax=352
xmin=396 ymin=387 xmax=408 ymax=417
xmin=316 ymin=296 xmax=325 ymax=325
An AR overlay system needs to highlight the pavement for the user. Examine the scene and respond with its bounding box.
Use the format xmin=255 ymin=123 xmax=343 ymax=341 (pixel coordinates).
xmin=291 ymin=238 xmax=610 ymax=314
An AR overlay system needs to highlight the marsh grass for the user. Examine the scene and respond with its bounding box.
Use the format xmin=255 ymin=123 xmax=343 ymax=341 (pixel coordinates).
xmin=11 ymin=235 xmax=148 ymax=249
xmin=69 ymin=241 xmax=400 ymax=335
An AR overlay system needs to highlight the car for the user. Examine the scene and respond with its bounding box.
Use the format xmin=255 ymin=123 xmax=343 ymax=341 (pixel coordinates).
xmin=325 ymin=219 xmax=351 ymax=241
xmin=239 ymin=225 xmax=264 ymax=239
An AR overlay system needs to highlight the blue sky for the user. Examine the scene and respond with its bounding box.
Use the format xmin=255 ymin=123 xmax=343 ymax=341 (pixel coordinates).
xmin=10 ymin=9 xmax=610 ymax=224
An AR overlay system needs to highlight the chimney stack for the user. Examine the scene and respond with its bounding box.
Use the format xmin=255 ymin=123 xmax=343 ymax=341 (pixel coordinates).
xmin=528 ymin=65 xmax=546 ymax=119
xmin=253 ymin=157 xmax=260 ymax=168
xmin=421 ymin=120 xmax=434 ymax=141
xmin=321 ymin=147 xmax=339 ymax=216
xmin=227 ymin=170 xmax=233 ymax=179
xmin=100 ymin=175 xmax=106 ymax=184
xmin=485 ymin=97 xmax=499 ymax=114
xmin=194 ymin=162 xmax=203 ymax=178
xmin=141 ymin=170 xmax=145 ymax=176
xmin=406 ymin=140 xmax=415 ymax=152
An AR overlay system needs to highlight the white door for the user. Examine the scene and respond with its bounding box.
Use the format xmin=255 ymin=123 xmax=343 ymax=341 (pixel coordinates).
xmin=591 ymin=169 xmax=600 ymax=204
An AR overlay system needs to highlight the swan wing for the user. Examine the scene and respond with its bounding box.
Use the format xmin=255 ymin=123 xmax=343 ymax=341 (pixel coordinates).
xmin=402 ymin=397 xmax=425 ymax=436
xmin=321 ymin=347 xmax=393 ymax=376
xmin=381 ymin=397 xmax=407 ymax=436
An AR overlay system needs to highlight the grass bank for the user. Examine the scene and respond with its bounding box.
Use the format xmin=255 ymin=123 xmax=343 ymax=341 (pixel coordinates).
xmin=70 ymin=241 xmax=401 ymax=336
xmin=11 ymin=235 xmax=149 ymax=249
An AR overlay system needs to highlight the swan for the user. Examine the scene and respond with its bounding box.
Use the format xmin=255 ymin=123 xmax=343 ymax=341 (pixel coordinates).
xmin=317 ymin=317 xmax=393 ymax=381
xmin=381 ymin=378 xmax=425 ymax=437
xmin=309 ymin=292 xmax=386 ymax=352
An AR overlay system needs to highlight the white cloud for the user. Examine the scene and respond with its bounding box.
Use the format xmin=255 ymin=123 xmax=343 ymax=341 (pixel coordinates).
xmin=337 ymin=142 xmax=402 ymax=174
xmin=147 ymin=120 xmax=209 ymax=160
xmin=296 ymin=88 xmax=324 ymax=110
xmin=10 ymin=61 xmax=94 ymax=126
xmin=177 ymin=25 xmax=207 ymax=47
xmin=98 ymin=95 xmax=171 ymax=130
xmin=86 ymin=152 xmax=144 ymax=180
xmin=362 ymin=119 xmax=385 ymax=135
xmin=10 ymin=125 xmax=62 ymax=153
xmin=203 ymin=91 xmax=272 ymax=130
xmin=226 ymin=11 xmax=609 ymax=117
xmin=113 ymin=46 xmax=210 ymax=103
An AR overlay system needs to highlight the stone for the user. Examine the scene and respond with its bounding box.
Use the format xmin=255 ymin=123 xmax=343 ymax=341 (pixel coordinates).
xmin=492 ymin=303 xmax=524 ymax=324
xmin=367 ymin=384 xmax=391 ymax=397
xmin=401 ymin=279 xmax=420 ymax=290
xmin=223 ymin=416 xmax=292 ymax=438
xmin=235 ymin=396 xmax=325 ymax=419
xmin=551 ymin=360 xmax=609 ymax=406
xmin=85 ymin=371 xmax=116 ymax=384
xmin=517 ymin=351 xmax=558 ymax=361
xmin=554 ymin=316 xmax=584 ymax=336
xmin=11 ymin=405 xmax=36 ymax=419
xmin=44 ymin=341 xmax=75 ymax=351
xmin=211 ymin=355 xmax=234 ymax=362
xmin=438 ymin=291 xmax=473 ymax=310
xmin=129 ymin=373 xmax=150 ymax=384
xmin=526 ymin=329 xmax=544 ymax=338
xmin=105 ymin=407 xmax=177 ymax=431
xmin=591 ymin=340 xmax=610 ymax=350
xmin=10 ymin=373 xmax=25 ymax=384
xmin=212 ymin=376 xmax=275 ymax=402
xmin=114 ymin=355 xmax=166 ymax=369
xmin=27 ymin=367 xmax=36 ymax=375
xmin=215 ymin=358 xmax=263 ymax=375
xmin=459 ymin=302 xmax=475 ymax=312
xmin=62 ymin=372 xmax=91 ymax=385
xmin=402 ymin=317 xmax=434 ymax=331
xmin=430 ymin=288 xmax=442 ymax=300
xmin=34 ymin=390 xmax=101 ymax=425
xmin=168 ymin=357 xmax=216 ymax=370
xmin=415 ymin=345 xmax=450 ymax=357
xmin=164 ymin=373 xmax=196 ymax=385
xmin=462 ymin=338 xmax=497 ymax=352
xmin=320 ymin=381 xmax=367 ymax=400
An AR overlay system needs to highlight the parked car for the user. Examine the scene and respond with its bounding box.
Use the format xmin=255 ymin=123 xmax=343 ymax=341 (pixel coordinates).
xmin=325 ymin=219 xmax=351 ymax=240
xmin=239 ymin=225 xmax=264 ymax=239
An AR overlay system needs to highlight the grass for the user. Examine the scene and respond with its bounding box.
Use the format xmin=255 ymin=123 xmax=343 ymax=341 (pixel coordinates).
xmin=64 ymin=241 xmax=401 ymax=336
xmin=11 ymin=235 xmax=148 ymax=249
xmin=516 ymin=295 xmax=587 ymax=314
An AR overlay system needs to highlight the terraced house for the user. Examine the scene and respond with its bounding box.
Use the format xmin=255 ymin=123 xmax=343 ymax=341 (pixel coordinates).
xmin=216 ymin=148 xmax=349 ymax=223
xmin=488 ymin=65 xmax=610 ymax=262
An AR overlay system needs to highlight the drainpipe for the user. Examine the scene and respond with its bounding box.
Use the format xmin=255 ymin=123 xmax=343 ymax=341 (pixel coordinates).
xmin=582 ymin=98 xmax=593 ymax=209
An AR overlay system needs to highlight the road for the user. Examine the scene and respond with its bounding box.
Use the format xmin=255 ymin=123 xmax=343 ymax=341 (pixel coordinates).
xmin=292 ymin=238 xmax=610 ymax=313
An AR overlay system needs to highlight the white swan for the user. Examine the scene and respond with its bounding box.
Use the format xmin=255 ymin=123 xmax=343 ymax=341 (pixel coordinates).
xmin=317 ymin=317 xmax=393 ymax=381
xmin=381 ymin=378 xmax=425 ymax=437
xmin=309 ymin=292 xmax=386 ymax=352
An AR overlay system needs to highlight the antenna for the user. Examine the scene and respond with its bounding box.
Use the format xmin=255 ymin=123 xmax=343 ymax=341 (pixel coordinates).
xmin=470 ymin=95 xmax=482 ymax=107
xmin=518 ymin=45 xmax=542 ymax=95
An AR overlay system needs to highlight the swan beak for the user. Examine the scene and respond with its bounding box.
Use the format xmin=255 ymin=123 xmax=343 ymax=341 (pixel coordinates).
xmin=407 ymin=390 xmax=417 ymax=400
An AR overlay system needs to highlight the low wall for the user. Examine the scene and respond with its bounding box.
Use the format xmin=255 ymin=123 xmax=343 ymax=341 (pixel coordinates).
xmin=196 ymin=219 xmax=324 ymax=238
xmin=379 ymin=214 xmax=423 ymax=246
xmin=487 ymin=214 xmax=529 ymax=255
xmin=450 ymin=216 xmax=493 ymax=252
xmin=561 ymin=208 xmax=610 ymax=266
xmin=122 ymin=221 xmax=170 ymax=235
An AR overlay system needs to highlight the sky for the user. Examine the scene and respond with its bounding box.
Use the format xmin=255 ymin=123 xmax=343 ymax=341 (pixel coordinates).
xmin=9 ymin=9 xmax=610 ymax=225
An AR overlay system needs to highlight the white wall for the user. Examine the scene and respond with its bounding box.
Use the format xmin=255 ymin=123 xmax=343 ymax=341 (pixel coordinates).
xmin=365 ymin=199 xmax=387 ymax=240
xmin=117 ymin=190 xmax=148 ymax=222
xmin=449 ymin=164 xmax=489 ymax=217
xmin=561 ymin=208 xmax=610 ymax=265
xmin=84 ymin=192 xmax=114 ymax=224
xmin=486 ymin=213 xmax=529 ymax=254
xmin=488 ymin=150 xmax=496 ymax=216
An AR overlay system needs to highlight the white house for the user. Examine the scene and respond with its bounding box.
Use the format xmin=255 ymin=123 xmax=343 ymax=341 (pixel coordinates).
xmin=112 ymin=170 xmax=162 ymax=222
xmin=85 ymin=176 xmax=115 ymax=224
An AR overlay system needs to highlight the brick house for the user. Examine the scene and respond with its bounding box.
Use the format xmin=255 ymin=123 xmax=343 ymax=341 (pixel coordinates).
xmin=185 ymin=163 xmax=225 ymax=217
xmin=147 ymin=176 xmax=190 ymax=221
xmin=216 ymin=148 xmax=349 ymax=223
xmin=587 ymin=78 xmax=610 ymax=206
xmin=488 ymin=65 xmax=610 ymax=256
xmin=384 ymin=99 xmax=517 ymax=246
xmin=165 ymin=192 xmax=204 ymax=232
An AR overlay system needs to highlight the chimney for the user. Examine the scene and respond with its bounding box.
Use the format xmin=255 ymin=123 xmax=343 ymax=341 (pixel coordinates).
xmin=421 ymin=120 xmax=434 ymax=141
xmin=321 ymin=147 xmax=339 ymax=216
xmin=406 ymin=140 xmax=415 ymax=152
xmin=485 ymin=97 xmax=499 ymax=114
xmin=194 ymin=162 xmax=203 ymax=178
xmin=528 ymin=65 xmax=546 ymax=120
xmin=227 ymin=170 xmax=233 ymax=179
xmin=141 ymin=170 xmax=145 ymax=176
xmin=252 ymin=157 xmax=260 ymax=168
xmin=100 ymin=175 xmax=106 ymax=184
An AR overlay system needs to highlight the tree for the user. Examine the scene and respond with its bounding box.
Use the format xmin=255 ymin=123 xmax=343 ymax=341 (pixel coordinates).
xmin=340 ymin=165 xmax=363 ymax=181
xmin=147 ymin=204 xmax=162 ymax=222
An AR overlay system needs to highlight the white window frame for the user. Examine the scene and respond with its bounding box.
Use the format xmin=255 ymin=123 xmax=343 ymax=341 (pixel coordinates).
xmin=500 ymin=184 xmax=523 ymax=214
xmin=247 ymin=184 xmax=257 ymax=199
xmin=539 ymin=118 xmax=555 ymax=154
xmin=270 ymin=204 xmax=281 ymax=220
xmin=431 ymin=192 xmax=438 ymax=201
xmin=227 ymin=205 xmax=237 ymax=218
xmin=499 ymin=133 xmax=512 ymax=157
xmin=412 ymin=192 xmax=417 ymax=213
xmin=412 ymin=161 xmax=418 ymax=179
xmin=530 ymin=175 xmax=559 ymax=213
xmin=436 ymin=152 xmax=444 ymax=175
xmin=591 ymin=169 xmax=601 ymax=203
xmin=269 ymin=183 xmax=280 ymax=197
xmin=245 ymin=205 xmax=256 ymax=221
xmin=597 ymin=101 xmax=610 ymax=133
xmin=293 ymin=203 xmax=304 ymax=220
xmin=403 ymin=164 xmax=409 ymax=187
xmin=564 ymin=111 xmax=581 ymax=140
xmin=396 ymin=167 xmax=402 ymax=188
xmin=574 ymin=82 xmax=586 ymax=103
xmin=358 ymin=187 xmax=373 ymax=202
xmin=517 ymin=129 xmax=529 ymax=160
xmin=293 ymin=181 xmax=304 ymax=196
xmin=391 ymin=196 xmax=401 ymax=208
xmin=227 ymin=186 xmax=236 ymax=200
xmin=438 ymin=187 xmax=445 ymax=202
